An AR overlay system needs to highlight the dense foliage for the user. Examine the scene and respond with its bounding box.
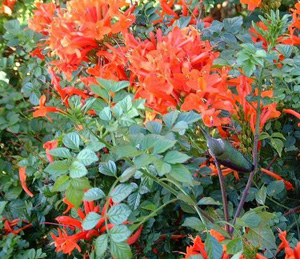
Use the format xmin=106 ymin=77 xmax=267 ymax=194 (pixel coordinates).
xmin=1 ymin=0 xmax=300 ymax=258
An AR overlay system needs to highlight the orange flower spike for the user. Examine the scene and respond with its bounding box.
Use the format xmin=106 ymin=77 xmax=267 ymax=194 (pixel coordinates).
xmin=283 ymin=109 xmax=300 ymax=127
xmin=127 ymin=225 xmax=143 ymax=245
xmin=18 ymin=167 xmax=34 ymax=197
xmin=261 ymin=168 xmax=294 ymax=191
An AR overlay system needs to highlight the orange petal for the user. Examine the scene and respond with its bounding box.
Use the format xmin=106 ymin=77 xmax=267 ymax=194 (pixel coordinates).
xmin=18 ymin=167 xmax=34 ymax=197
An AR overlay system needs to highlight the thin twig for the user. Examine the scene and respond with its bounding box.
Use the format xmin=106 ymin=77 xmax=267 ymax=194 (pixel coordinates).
xmin=265 ymin=153 xmax=279 ymax=170
xmin=212 ymin=156 xmax=230 ymax=234
xmin=283 ymin=205 xmax=300 ymax=217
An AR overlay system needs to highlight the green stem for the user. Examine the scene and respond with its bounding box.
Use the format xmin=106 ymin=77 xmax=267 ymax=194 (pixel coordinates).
xmin=232 ymin=65 xmax=265 ymax=230
xmin=132 ymin=198 xmax=178 ymax=231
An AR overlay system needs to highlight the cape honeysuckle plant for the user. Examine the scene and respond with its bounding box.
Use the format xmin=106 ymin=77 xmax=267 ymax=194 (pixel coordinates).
xmin=1 ymin=0 xmax=300 ymax=258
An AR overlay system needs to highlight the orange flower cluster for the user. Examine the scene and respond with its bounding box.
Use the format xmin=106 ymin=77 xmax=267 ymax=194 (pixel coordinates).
xmin=0 ymin=0 xmax=17 ymax=15
xmin=2 ymin=217 xmax=32 ymax=236
xmin=278 ymin=230 xmax=300 ymax=259
xmin=288 ymin=3 xmax=300 ymax=46
xmin=43 ymin=139 xmax=59 ymax=163
xmin=155 ymin=0 xmax=213 ymax=27
xmin=125 ymin=26 xmax=222 ymax=119
xmin=51 ymin=197 xmax=142 ymax=255
xmin=184 ymin=229 xmax=300 ymax=259
xmin=28 ymin=0 xmax=135 ymax=81
xmin=184 ymin=230 xmax=267 ymax=259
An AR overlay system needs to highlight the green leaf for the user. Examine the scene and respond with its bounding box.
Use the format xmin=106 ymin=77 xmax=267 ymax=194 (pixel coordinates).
xmin=153 ymin=159 xmax=171 ymax=176
xmin=242 ymin=212 xmax=261 ymax=228
xmin=52 ymin=175 xmax=70 ymax=192
xmin=169 ymin=164 xmax=193 ymax=185
xmin=267 ymin=181 xmax=285 ymax=197
xmin=111 ymin=184 xmax=135 ymax=203
xmin=77 ymin=149 xmax=98 ymax=166
xmin=133 ymin=154 xmax=155 ymax=168
xmin=99 ymin=107 xmax=112 ymax=121
xmin=70 ymin=177 xmax=91 ymax=190
xmin=223 ymin=16 xmax=243 ymax=34
xmin=49 ymin=148 xmax=72 ymax=158
xmin=69 ymin=161 xmax=87 ymax=178
xmin=145 ymin=121 xmax=162 ymax=134
xmin=95 ymin=234 xmax=108 ymax=257
xmin=255 ymin=186 xmax=267 ymax=205
xmin=83 ymin=188 xmax=105 ymax=201
xmin=110 ymin=225 xmax=131 ymax=242
xmin=227 ymin=238 xmax=243 ymax=255
xmin=110 ymin=241 xmax=132 ymax=259
xmin=120 ymin=166 xmax=137 ymax=182
xmin=63 ymin=133 xmax=80 ymax=150
xmin=97 ymin=78 xmax=114 ymax=91
xmin=177 ymin=111 xmax=201 ymax=124
xmin=198 ymin=197 xmax=221 ymax=206
xmin=45 ymin=160 xmax=70 ymax=176
xmin=99 ymin=160 xmax=117 ymax=176
xmin=163 ymin=110 xmax=179 ymax=128
xmin=90 ymin=84 xmax=109 ymax=100
xmin=112 ymin=81 xmax=130 ymax=92
xmin=66 ymin=185 xmax=84 ymax=208
xmin=172 ymin=121 xmax=188 ymax=135
xmin=108 ymin=204 xmax=132 ymax=225
xmin=164 ymin=151 xmax=190 ymax=164
xmin=153 ymin=138 xmax=176 ymax=154
xmin=205 ymin=233 xmax=223 ymax=259
xmin=182 ymin=217 xmax=204 ymax=231
xmin=116 ymin=146 xmax=140 ymax=158
xmin=0 ymin=201 xmax=7 ymax=215
xmin=270 ymin=138 xmax=284 ymax=156
xmin=276 ymin=44 xmax=293 ymax=58
xmin=245 ymin=226 xmax=276 ymax=250
xmin=82 ymin=212 xmax=101 ymax=230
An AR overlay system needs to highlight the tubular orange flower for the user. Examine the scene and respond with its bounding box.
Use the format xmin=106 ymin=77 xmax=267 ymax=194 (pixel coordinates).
xmin=43 ymin=140 xmax=58 ymax=163
xmin=261 ymin=168 xmax=294 ymax=190
xmin=240 ymin=0 xmax=262 ymax=11
xmin=33 ymin=95 xmax=64 ymax=122
xmin=28 ymin=2 xmax=56 ymax=35
xmin=50 ymin=228 xmax=87 ymax=255
xmin=2 ymin=217 xmax=32 ymax=235
xmin=278 ymin=229 xmax=300 ymax=259
xmin=283 ymin=109 xmax=300 ymax=127
xmin=127 ymin=225 xmax=143 ymax=245
xmin=18 ymin=167 xmax=34 ymax=197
